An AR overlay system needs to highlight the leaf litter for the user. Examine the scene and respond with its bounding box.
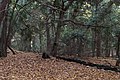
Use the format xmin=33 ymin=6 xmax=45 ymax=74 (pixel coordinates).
xmin=0 ymin=51 xmax=120 ymax=80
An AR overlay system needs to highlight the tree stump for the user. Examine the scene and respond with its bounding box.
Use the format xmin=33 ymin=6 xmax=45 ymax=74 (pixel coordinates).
xmin=116 ymin=59 xmax=120 ymax=66
xmin=42 ymin=52 xmax=50 ymax=59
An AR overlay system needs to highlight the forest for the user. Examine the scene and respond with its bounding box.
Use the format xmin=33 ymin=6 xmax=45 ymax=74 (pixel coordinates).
xmin=0 ymin=0 xmax=120 ymax=79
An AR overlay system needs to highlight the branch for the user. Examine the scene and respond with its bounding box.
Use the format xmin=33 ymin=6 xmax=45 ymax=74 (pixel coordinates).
xmin=66 ymin=20 xmax=103 ymax=28
xmin=35 ymin=0 xmax=66 ymax=12
xmin=61 ymin=19 xmax=104 ymax=28
xmin=8 ymin=46 xmax=16 ymax=55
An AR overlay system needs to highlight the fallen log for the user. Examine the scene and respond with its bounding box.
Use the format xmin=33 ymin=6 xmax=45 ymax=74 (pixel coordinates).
xmin=56 ymin=56 xmax=120 ymax=73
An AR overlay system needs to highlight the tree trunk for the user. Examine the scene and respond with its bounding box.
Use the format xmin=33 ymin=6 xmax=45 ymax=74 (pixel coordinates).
xmin=39 ymin=31 xmax=42 ymax=52
xmin=116 ymin=34 xmax=120 ymax=66
xmin=0 ymin=0 xmax=10 ymax=57
xmin=50 ymin=11 xmax=64 ymax=56
xmin=92 ymin=28 xmax=96 ymax=57
xmin=0 ymin=16 xmax=8 ymax=57
xmin=105 ymin=37 xmax=110 ymax=57
xmin=46 ymin=16 xmax=51 ymax=54
xmin=116 ymin=35 xmax=120 ymax=58
xmin=96 ymin=27 xmax=101 ymax=57
xmin=50 ymin=0 xmax=74 ymax=56
xmin=0 ymin=0 xmax=10 ymax=24
xmin=105 ymin=38 xmax=109 ymax=57
xmin=104 ymin=28 xmax=111 ymax=57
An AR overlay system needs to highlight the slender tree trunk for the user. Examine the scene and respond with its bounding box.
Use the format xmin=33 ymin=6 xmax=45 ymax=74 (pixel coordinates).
xmin=116 ymin=34 xmax=120 ymax=66
xmin=46 ymin=16 xmax=51 ymax=54
xmin=92 ymin=28 xmax=96 ymax=57
xmin=46 ymin=26 xmax=50 ymax=54
xmin=96 ymin=27 xmax=101 ymax=57
xmin=116 ymin=35 xmax=120 ymax=58
xmin=105 ymin=38 xmax=109 ymax=57
xmin=39 ymin=32 xmax=42 ymax=52
xmin=105 ymin=36 xmax=110 ymax=57
xmin=0 ymin=15 xmax=8 ymax=57
xmin=104 ymin=28 xmax=111 ymax=57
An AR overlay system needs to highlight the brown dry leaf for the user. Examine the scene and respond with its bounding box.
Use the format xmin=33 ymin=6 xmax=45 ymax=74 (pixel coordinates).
xmin=0 ymin=51 xmax=120 ymax=80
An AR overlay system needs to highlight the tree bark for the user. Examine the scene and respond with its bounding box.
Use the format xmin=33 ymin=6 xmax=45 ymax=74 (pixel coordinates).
xmin=0 ymin=0 xmax=10 ymax=57
xmin=105 ymin=29 xmax=111 ymax=57
xmin=96 ymin=27 xmax=101 ymax=57
xmin=50 ymin=0 xmax=74 ymax=56
xmin=0 ymin=0 xmax=10 ymax=24
xmin=116 ymin=34 xmax=120 ymax=66
xmin=92 ymin=28 xmax=96 ymax=57
xmin=0 ymin=15 xmax=8 ymax=57
xmin=45 ymin=15 xmax=51 ymax=54
xmin=116 ymin=35 xmax=120 ymax=58
xmin=51 ymin=11 xmax=64 ymax=56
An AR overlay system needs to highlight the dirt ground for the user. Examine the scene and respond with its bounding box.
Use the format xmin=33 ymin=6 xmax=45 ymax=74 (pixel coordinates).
xmin=0 ymin=51 xmax=120 ymax=80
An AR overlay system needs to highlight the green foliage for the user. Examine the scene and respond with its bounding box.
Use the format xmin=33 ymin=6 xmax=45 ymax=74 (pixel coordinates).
xmin=62 ymin=28 xmax=85 ymax=44
xmin=7 ymin=0 xmax=120 ymax=54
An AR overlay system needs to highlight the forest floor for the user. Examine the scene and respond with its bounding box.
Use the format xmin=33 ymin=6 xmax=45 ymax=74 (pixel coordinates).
xmin=0 ymin=51 xmax=120 ymax=80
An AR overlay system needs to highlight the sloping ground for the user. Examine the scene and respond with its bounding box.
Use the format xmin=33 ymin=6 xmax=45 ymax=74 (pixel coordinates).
xmin=0 ymin=52 xmax=120 ymax=80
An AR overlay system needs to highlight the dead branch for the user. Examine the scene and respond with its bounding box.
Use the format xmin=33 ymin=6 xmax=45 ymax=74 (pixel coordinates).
xmin=7 ymin=46 xmax=16 ymax=55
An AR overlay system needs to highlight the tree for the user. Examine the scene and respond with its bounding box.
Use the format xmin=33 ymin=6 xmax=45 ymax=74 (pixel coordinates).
xmin=50 ymin=0 xmax=74 ymax=56
xmin=0 ymin=0 xmax=10 ymax=57
xmin=1 ymin=0 xmax=119 ymax=61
